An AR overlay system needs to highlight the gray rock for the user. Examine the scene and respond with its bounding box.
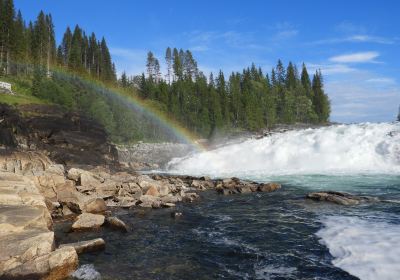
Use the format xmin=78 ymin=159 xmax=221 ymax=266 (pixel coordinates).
xmin=306 ymin=191 xmax=379 ymax=206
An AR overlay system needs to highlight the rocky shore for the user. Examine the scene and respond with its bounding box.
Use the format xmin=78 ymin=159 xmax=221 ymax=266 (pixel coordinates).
xmin=0 ymin=149 xmax=281 ymax=279
xmin=0 ymin=104 xmax=377 ymax=279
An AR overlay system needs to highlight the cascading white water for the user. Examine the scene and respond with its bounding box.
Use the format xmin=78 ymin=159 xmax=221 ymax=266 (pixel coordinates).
xmin=168 ymin=123 xmax=400 ymax=177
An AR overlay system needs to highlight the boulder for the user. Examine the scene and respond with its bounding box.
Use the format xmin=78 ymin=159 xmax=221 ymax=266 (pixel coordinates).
xmin=111 ymin=196 xmax=137 ymax=208
xmin=182 ymin=192 xmax=199 ymax=203
xmin=84 ymin=198 xmax=107 ymax=214
xmin=138 ymin=195 xmax=161 ymax=208
xmin=59 ymin=238 xmax=105 ymax=254
xmin=162 ymin=202 xmax=176 ymax=208
xmin=1 ymin=246 xmax=78 ymax=280
xmin=306 ymin=191 xmax=379 ymax=206
xmin=94 ymin=180 xmax=118 ymax=199
xmin=105 ymin=217 xmax=128 ymax=232
xmin=56 ymin=187 xmax=87 ymax=214
xmin=71 ymin=213 xmax=105 ymax=231
xmin=258 ymin=183 xmax=281 ymax=192
xmin=145 ymin=186 xmax=160 ymax=197
xmin=46 ymin=246 xmax=79 ymax=280
xmin=66 ymin=168 xmax=83 ymax=182
xmin=158 ymin=184 xmax=170 ymax=196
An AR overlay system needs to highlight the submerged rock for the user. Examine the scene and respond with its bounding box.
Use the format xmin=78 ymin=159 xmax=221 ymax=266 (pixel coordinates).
xmin=72 ymin=213 xmax=105 ymax=231
xmin=306 ymin=191 xmax=379 ymax=206
xmin=59 ymin=238 xmax=105 ymax=254
xmin=216 ymin=178 xmax=281 ymax=195
xmin=105 ymin=216 xmax=128 ymax=232
xmin=258 ymin=182 xmax=281 ymax=192
xmin=171 ymin=211 xmax=183 ymax=218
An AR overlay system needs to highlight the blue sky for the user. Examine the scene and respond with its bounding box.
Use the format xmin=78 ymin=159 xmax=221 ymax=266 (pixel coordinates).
xmin=15 ymin=0 xmax=400 ymax=123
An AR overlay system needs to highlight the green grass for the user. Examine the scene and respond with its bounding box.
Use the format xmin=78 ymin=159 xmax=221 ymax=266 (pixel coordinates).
xmin=0 ymin=93 xmax=49 ymax=106
xmin=0 ymin=75 xmax=50 ymax=106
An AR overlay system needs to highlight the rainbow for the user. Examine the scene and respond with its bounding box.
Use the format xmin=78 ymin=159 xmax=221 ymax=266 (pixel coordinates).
xmin=50 ymin=67 xmax=206 ymax=151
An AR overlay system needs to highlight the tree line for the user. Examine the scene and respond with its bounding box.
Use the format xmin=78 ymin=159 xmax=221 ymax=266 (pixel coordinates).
xmin=1 ymin=0 xmax=330 ymax=141
xmin=0 ymin=0 xmax=115 ymax=82
xmin=119 ymin=48 xmax=331 ymax=137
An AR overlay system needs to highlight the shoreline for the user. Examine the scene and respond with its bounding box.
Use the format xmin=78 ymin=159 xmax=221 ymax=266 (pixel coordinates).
xmin=0 ymin=149 xmax=282 ymax=279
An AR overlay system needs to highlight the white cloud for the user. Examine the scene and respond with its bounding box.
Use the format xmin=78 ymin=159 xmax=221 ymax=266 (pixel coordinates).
xmin=190 ymin=45 xmax=209 ymax=52
xmin=348 ymin=35 xmax=394 ymax=44
xmin=326 ymin=78 xmax=400 ymax=123
xmin=307 ymin=63 xmax=357 ymax=75
xmin=311 ymin=35 xmax=395 ymax=45
xmin=366 ymin=77 xmax=396 ymax=84
xmin=329 ymin=51 xmax=379 ymax=63
xmin=271 ymin=22 xmax=299 ymax=41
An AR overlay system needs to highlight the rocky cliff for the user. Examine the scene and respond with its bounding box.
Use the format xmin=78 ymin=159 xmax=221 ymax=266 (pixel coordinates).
xmin=0 ymin=104 xmax=116 ymax=167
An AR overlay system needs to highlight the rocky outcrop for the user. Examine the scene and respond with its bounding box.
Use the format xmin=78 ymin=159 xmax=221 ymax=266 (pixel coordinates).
xmin=59 ymin=238 xmax=105 ymax=254
xmin=0 ymin=171 xmax=78 ymax=279
xmin=116 ymin=143 xmax=194 ymax=170
xmin=0 ymin=103 xmax=116 ymax=167
xmin=306 ymin=191 xmax=379 ymax=206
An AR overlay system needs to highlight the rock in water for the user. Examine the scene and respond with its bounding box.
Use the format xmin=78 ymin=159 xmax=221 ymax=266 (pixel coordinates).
xmin=59 ymin=238 xmax=105 ymax=254
xmin=72 ymin=213 xmax=105 ymax=231
xmin=105 ymin=216 xmax=128 ymax=232
xmin=306 ymin=191 xmax=379 ymax=206
xmin=258 ymin=182 xmax=281 ymax=192
xmin=171 ymin=211 xmax=183 ymax=218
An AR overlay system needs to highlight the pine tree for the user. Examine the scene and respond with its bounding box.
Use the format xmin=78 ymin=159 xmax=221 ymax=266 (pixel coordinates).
xmin=68 ymin=25 xmax=83 ymax=70
xmin=12 ymin=10 xmax=27 ymax=74
xmin=44 ymin=13 xmax=55 ymax=76
xmin=312 ymin=70 xmax=330 ymax=122
xmin=285 ymin=62 xmax=297 ymax=89
xmin=120 ymin=71 xmax=128 ymax=88
xmin=61 ymin=27 xmax=72 ymax=66
xmin=88 ymin=32 xmax=98 ymax=76
xmin=301 ymin=63 xmax=312 ymax=97
xmin=32 ymin=11 xmax=49 ymax=67
xmin=165 ymin=47 xmax=172 ymax=84
xmin=172 ymin=48 xmax=182 ymax=80
xmin=99 ymin=37 xmax=114 ymax=82
xmin=1 ymin=0 xmax=15 ymax=74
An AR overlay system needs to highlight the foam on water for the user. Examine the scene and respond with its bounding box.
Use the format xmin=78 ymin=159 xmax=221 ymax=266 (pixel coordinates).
xmin=168 ymin=123 xmax=400 ymax=177
xmin=316 ymin=216 xmax=400 ymax=280
xmin=71 ymin=264 xmax=101 ymax=280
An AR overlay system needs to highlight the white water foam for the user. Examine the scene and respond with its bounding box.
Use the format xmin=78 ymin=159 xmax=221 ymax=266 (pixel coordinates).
xmin=168 ymin=123 xmax=400 ymax=177
xmin=316 ymin=216 xmax=400 ymax=280
xmin=71 ymin=264 xmax=101 ymax=280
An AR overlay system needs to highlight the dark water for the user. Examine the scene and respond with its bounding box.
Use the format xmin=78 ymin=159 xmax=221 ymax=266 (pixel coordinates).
xmin=55 ymin=176 xmax=400 ymax=280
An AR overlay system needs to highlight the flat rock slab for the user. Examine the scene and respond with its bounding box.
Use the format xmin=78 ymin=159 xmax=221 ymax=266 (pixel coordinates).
xmin=59 ymin=238 xmax=105 ymax=254
xmin=0 ymin=229 xmax=54 ymax=264
xmin=306 ymin=191 xmax=379 ymax=206
xmin=72 ymin=213 xmax=105 ymax=231
xmin=0 ymin=205 xmax=52 ymax=234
